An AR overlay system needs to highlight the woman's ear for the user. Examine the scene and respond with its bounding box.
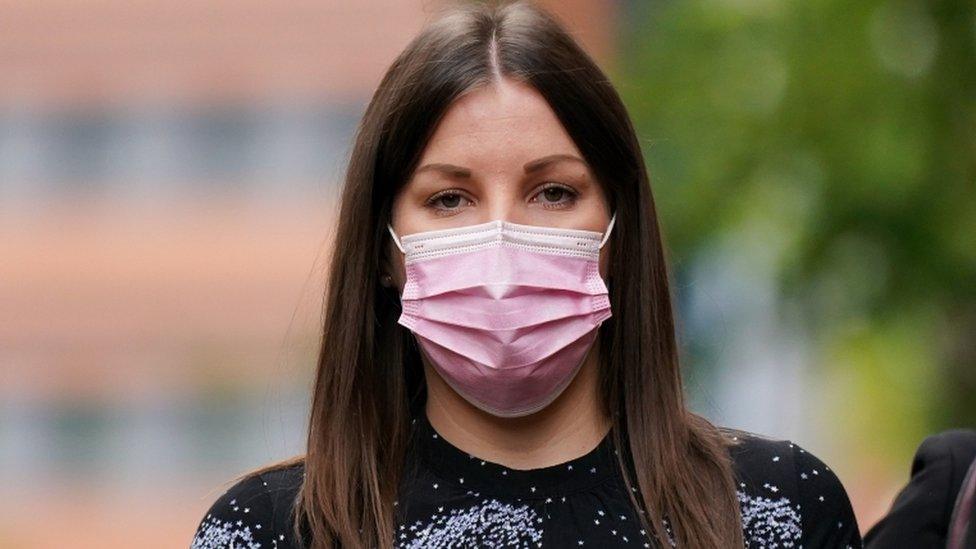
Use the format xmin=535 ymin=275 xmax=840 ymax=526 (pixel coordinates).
xmin=379 ymin=234 xmax=405 ymax=291
xmin=379 ymin=246 xmax=395 ymax=287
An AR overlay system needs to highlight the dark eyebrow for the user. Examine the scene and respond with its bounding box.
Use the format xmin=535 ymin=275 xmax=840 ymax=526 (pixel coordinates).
xmin=413 ymin=154 xmax=587 ymax=179
xmin=522 ymin=154 xmax=588 ymax=174
xmin=413 ymin=163 xmax=472 ymax=179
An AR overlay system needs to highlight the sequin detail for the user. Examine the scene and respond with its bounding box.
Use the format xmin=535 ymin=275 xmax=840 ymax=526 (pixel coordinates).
xmin=737 ymin=490 xmax=803 ymax=546
xmin=396 ymin=498 xmax=544 ymax=548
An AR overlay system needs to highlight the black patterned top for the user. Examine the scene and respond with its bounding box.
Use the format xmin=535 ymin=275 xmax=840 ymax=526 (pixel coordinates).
xmin=190 ymin=412 xmax=862 ymax=548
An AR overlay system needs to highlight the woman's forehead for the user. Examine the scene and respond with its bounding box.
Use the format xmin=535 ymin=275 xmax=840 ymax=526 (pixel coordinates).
xmin=416 ymin=79 xmax=584 ymax=174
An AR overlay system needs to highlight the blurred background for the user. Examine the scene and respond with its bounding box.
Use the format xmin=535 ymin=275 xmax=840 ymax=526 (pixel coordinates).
xmin=1 ymin=0 xmax=973 ymax=546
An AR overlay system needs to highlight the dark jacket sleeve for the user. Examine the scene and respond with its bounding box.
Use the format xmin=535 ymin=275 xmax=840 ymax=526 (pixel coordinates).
xmin=948 ymin=457 xmax=976 ymax=549
xmin=863 ymin=429 xmax=976 ymax=549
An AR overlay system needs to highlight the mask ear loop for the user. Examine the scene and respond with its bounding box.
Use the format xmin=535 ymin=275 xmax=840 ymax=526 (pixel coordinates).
xmin=387 ymin=224 xmax=405 ymax=254
xmin=598 ymin=212 xmax=616 ymax=250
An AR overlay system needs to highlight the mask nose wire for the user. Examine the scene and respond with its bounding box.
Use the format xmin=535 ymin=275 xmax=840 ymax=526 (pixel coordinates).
xmin=598 ymin=212 xmax=616 ymax=250
xmin=391 ymin=215 xmax=615 ymax=253
xmin=387 ymin=224 xmax=405 ymax=254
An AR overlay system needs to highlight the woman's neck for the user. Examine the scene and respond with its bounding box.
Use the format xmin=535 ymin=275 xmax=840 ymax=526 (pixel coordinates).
xmin=422 ymin=342 xmax=611 ymax=471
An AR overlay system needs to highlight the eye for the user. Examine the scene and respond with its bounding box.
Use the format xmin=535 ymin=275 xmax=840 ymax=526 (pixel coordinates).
xmin=425 ymin=190 xmax=473 ymax=214
xmin=531 ymin=182 xmax=578 ymax=208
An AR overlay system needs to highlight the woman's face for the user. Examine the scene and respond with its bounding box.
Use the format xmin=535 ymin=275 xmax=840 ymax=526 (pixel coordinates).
xmin=387 ymin=77 xmax=612 ymax=289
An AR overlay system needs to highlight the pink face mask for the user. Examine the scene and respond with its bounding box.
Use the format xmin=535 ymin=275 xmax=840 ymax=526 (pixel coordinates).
xmin=387 ymin=214 xmax=615 ymax=417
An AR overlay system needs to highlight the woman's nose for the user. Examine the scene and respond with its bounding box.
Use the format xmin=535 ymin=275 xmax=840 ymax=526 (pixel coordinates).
xmin=482 ymin=191 xmax=524 ymax=225
xmin=482 ymin=203 xmax=523 ymax=223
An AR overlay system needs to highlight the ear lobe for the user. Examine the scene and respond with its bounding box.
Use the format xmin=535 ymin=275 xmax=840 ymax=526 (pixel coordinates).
xmin=379 ymin=237 xmax=396 ymax=287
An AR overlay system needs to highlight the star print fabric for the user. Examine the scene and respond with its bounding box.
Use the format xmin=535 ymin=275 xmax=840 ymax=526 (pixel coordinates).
xmin=190 ymin=473 xmax=280 ymax=549
xmin=190 ymin=412 xmax=863 ymax=548
xmin=191 ymin=465 xmax=303 ymax=549
xmin=794 ymin=442 xmax=863 ymax=548
xmin=728 ymin=432 xmax=861 ymax=548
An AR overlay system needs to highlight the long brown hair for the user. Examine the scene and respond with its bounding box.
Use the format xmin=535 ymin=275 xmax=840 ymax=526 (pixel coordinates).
xmin=243 ymin=1 xmax=744 ymax=547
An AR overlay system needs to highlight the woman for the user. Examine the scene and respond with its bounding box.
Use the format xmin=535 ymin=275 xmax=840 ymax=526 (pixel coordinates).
xmin=190 ymin=1 xmax=861 ymax=547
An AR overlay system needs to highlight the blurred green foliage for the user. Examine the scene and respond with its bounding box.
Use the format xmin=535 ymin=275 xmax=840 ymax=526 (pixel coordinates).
xmin=614 ymin=0 xmax=975 ymax=461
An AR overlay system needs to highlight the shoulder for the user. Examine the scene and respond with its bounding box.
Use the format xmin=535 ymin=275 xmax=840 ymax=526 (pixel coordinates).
xmin=723 ymin=429 xmax=863 ymax=548
xmin=909 ymin=429 xmax=976 ymax=478
xmin=190 ymin=461 xmax=305 ymax=549
xmin=863 ymin=429 xmax=976 ymax=548
xmin=893 ymin=429 xmax=976 ymax=512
